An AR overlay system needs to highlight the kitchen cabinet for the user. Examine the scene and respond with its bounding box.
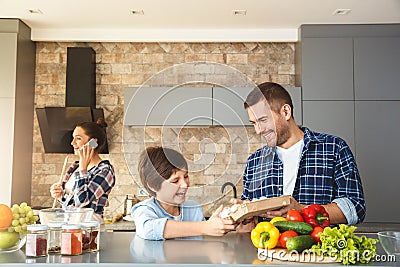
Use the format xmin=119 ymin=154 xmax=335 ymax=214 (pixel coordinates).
xmin=354 ymin=37 xmax=400 ymax=100
xmin=301 ymin=38 xmax=353 ymax=100
xmin=0 ymin=19 xmax=35 ymax=205
xmin=212 ymin=87 xmax=252 ymax=126
xmin=124 ymin=87 xmax=212 ymax=126
xmin=355 ymin=101 xmax=400 ymax=223
xmin=296 ymin=24 xmax=400 ymax=222
xmin=302 ymin=101 xmax=355 ymax=152
xmin=125 ymin=86 xmax=302 ymax=126
xmin=0 ymin=33 xmax=17 ymax=98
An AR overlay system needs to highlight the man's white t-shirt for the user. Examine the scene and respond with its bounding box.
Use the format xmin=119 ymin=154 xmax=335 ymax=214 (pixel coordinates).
xmin=276 ymin=139 xmax=304 ymax=195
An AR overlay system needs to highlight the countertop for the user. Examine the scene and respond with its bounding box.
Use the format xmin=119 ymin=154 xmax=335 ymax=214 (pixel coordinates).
xmin=1 ymin=231 xmax=398 ymax=266
xmin=104 ymin=220 xmax=400 ymax=233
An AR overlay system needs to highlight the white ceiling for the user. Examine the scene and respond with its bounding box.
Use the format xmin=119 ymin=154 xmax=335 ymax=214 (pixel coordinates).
xmin=1 ymin=0 xmax=400 ymax=42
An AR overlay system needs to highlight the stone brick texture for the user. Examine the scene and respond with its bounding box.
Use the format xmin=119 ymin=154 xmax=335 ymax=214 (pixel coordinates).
xmin=33 ymin=42 xmax=295 ymax=217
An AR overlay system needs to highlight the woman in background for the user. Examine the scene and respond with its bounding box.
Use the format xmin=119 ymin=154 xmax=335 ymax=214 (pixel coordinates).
xmin=50 ymin=118 xmax=115 ymax=222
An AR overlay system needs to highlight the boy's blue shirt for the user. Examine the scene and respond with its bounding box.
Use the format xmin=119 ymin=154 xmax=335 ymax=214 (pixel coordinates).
xmin=131 ymin=197 xmax=204 ymax=240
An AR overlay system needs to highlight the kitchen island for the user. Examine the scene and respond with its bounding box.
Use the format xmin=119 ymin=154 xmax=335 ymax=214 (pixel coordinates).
xmin=104 ymin=220 xmax=400 ymax=232
xmin=0 ymin=231 xmax=397 ymax=266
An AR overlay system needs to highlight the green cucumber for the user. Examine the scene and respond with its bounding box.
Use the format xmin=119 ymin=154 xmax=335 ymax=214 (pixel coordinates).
xmin=272 ymin=221 xmax=313 ymax=235
xmin=286 ymin=235 xmax=315 ymax=252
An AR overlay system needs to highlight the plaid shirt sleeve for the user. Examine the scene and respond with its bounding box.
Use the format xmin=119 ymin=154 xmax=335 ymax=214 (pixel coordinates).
xmin=332 ymin=141 xmax=366 ymax=223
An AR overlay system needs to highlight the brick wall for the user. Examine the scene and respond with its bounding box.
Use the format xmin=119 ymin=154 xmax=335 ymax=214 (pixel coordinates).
xmin=32 ymin=42 xmax=295 ymax=217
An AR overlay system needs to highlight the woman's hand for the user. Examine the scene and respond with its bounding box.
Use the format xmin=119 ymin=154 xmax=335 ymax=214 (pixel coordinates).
xmin=50 ymin=183 xmax=63 ymax=199
xmin=203 ymin=205 xmax=237 ymax=236
xmin=78 ymin=144 xmax=95 ymax=171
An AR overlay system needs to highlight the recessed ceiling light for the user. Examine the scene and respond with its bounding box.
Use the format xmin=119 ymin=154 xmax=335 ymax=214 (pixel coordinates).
xmin=333 ymin=9 xmax=351 ymax=15
xmin=130 ymin=9 xmax=144 ymax=15
xmin=232 ymin=10 xmax=247 ymax=16
xmin=27 ymin=9 xmax=43 ymax=14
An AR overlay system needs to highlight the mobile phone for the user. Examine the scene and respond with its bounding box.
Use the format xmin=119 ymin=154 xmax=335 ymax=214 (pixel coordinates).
xmin=86 ymin=138 xmax=98 ymax=149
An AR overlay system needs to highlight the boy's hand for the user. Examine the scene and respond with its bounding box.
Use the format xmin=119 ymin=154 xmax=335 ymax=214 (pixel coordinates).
xmin=204 ymin=205 xmax=237 ymax=236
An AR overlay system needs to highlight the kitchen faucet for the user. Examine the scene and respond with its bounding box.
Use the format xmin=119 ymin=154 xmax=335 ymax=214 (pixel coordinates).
xmin=221 ymin=182 xmax=237 ymax=199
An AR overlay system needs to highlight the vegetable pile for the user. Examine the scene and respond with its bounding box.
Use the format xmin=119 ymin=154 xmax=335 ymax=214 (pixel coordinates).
xmin=250 ymin=204 xmax=378 ymax=265
xmin=309 ymin=224 xmax=378 ymax=265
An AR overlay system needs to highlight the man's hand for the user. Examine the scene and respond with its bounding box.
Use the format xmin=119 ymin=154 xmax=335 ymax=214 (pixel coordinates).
xmin=258 ymin=196 xmax=306 ymax=219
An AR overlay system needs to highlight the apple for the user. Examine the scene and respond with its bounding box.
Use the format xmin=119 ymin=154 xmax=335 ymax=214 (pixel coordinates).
xmin=0 ymin=231 xmax=20 ymax=249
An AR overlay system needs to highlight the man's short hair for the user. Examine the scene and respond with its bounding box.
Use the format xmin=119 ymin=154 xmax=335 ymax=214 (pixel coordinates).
xmin=244 ymin=82 xmax=294 ymax=117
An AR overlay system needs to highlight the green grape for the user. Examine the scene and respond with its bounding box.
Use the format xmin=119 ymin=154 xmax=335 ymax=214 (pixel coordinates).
xmin=18 ymin=207 xmax=25 ymax=214
xmin=20 ymin=202 xmax=27 ymax=208
xmin=11 ymin=220 xmax=19 ymax=227
xmin=22 ymin=224 xmax=28 ymax=231
xmin=32 ymin=215 xmax=39 ymax=222
xmin=14 ymin=226 xmax=21 ymax=232
xmin=8 ymin=227 xmax=14 ymax=233
xmin=12 ymin=213 xmax=20 ymax=220
xmin=26 ymin=210 xmax=34 ymax=218
xmin=12 ymin=206 xmax=19 ymax=214
xmin=19 ymin=218 xmax=25 ymax=224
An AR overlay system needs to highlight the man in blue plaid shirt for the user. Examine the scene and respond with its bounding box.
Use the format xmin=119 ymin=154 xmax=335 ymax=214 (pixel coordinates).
xmin=238 ymin=82 xmax=365 ymax=228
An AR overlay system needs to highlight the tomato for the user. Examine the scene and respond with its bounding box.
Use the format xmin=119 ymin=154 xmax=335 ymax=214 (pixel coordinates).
xmin=279 ymin=230 xmax=298 ymax=248
xmin=286 ymin=209 xmax=304 ymax=222
xmin=311 ymin=226 xmax=324 ymax=243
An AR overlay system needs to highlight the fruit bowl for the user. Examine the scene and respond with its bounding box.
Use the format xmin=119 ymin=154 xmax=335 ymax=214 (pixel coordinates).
xmin=0 ymin=227 xmax=26 ymax=253
xmin=39 ymin=207 xmax=94 ymax=225
xmin=378 ymin=231 xmax=400 ymax=255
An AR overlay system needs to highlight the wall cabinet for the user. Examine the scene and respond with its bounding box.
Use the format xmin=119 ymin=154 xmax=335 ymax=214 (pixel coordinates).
xmin=354 ymin=37 xmax=400 ymax=100
xmin=301 ymin=38 xmax=353 ymax=100
xmin=302 ymin=101 xmax=355 ymax=152
xmin=297 ymin=24 xmax=400 ymax=222
xmin=125 ymin=86 xmax=302 ymax=126
xmin=0 ymin=19 xmax=35 ymax=205
xmin=125 ymin=87 xmax=212 ymax=126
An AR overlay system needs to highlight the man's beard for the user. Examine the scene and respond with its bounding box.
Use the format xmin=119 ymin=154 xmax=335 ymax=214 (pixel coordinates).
xmin=275 ymin=119 xmax=290 ymax=147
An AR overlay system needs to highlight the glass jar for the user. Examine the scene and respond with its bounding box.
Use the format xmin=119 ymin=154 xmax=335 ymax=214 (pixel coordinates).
xmin=26 ymin=224 xmax=49 ymax=257
xmin=61 ymin=224 xmax=82 ymax=255
xmin=81 ymin=221 xmax=100 ymax=252
xmin=47 ymin=222 xmax=65 ymax=253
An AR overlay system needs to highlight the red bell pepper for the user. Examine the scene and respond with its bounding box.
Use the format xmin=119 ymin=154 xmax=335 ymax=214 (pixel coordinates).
xmin=300 ymin=204 xmax=330 ymax=228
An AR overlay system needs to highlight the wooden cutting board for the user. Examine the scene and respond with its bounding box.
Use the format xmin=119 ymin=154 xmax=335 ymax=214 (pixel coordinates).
xmin=256 ymin=248 xmax=339 ymax=264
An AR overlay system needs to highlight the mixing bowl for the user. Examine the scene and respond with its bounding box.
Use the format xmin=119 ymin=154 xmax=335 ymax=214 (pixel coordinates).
xmin=377 ymin=231 xmax=400 ymax=255
xmin=39 ymin=207 xmax=94 ymax=225
xmin=0 ymin=227 xmax=26 ymax=253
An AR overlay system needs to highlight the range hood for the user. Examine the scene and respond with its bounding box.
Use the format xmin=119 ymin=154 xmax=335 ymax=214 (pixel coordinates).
xmin=36 ymin=47 xmax=109 ymax=154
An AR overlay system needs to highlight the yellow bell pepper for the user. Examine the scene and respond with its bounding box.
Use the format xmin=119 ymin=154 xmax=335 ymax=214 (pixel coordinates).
xmin=270 ymin=216 xmax=286 ymax=224
xmin=250 ymin=222 xmax=280 ymax=249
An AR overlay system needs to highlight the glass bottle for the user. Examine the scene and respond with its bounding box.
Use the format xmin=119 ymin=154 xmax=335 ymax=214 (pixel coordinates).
xmin=26 ymin=224 xmax=49 ymax=257
xmin=61 ymin=224 xmax=82 ymax=255
xmin=81 ymin=221 xmax=100 ymax=252
xmin=47 ymin=222 xmax=65 ymax=253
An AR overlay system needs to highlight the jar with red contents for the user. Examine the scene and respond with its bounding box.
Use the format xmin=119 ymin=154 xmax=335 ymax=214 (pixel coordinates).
xmin=61 ymin=224 xmax=83 ymax=256
xmin=26 ymin=224 xmax=49 ymax=257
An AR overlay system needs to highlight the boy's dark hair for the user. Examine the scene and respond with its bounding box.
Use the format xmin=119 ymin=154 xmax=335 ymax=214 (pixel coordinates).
xmin=76 ymin=118 xmax=108 ymax=152
xmin=244 ymin=82 xmax=294 ymax=117
xmin=138 ymin=146 xmax=188 ymax=196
